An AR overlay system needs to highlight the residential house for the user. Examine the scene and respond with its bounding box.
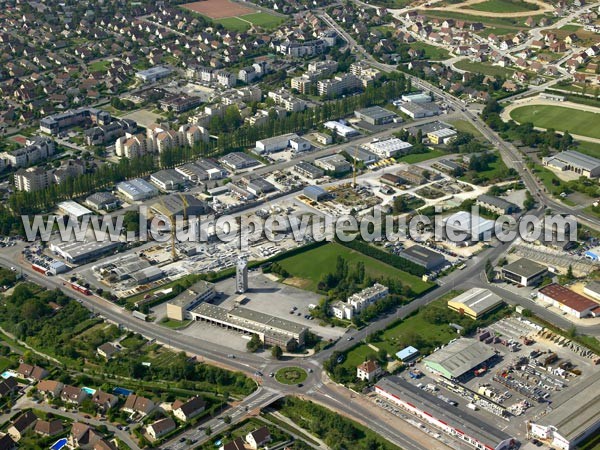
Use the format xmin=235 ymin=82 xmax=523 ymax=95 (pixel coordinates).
xmin=7 ymin=411 xmax=37 ymax=441
xmin=123 ymin=394 xmax=154 ymax=416
xmin=356 ymin=360 xmax=382 ymax=382
xmin=146 ymin=417 xmax=176 ymax=440
xmin=61 ymin=385 xmax=87 ymax=405
xmin=69 ymin=422 xmax=103 ymax=449
xmin=37 ymin=380 xmax=63 ymax=398
xmin=34 ymin=419 xmax=63 ymax=437
xmin=246 ymin=426 xmax=271 ymax=449
xmin=91 ymin=390 xmax=119 ymax=412
xmin=0 ymin=378 xmax=18 ymax=399
xmin=97 ymin=343 xmax=119 ymax=359
xmin=173 ymin=397 xmax=206 ymax=422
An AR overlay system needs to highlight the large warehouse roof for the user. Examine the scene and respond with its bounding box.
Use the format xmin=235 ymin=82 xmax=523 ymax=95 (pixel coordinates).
xmin=424 ymin=338 xmax=496 ymax=379
xmin=547 ymin=150 xmax=600 ymax=172
xmin=502 ymin=257 xmax=547 ymax=278
xmin=448 ymin=288 xmax=504 ymax=319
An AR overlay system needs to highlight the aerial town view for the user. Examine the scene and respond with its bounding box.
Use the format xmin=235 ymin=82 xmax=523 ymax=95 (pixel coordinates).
xmin=0 ymin=0 xmax=599 ymax=449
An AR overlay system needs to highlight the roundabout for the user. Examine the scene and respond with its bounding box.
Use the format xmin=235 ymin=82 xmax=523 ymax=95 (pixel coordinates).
xmin=275 ymin=366 xmax=308 ymax=385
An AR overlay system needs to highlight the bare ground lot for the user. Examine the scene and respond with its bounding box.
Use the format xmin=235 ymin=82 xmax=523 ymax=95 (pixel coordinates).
xmin=182 ymin=0 xmax=256 ymax=18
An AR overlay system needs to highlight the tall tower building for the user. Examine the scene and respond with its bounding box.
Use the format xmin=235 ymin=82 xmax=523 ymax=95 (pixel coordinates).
xmin=236 ymin=257 xmax=248 ymax=293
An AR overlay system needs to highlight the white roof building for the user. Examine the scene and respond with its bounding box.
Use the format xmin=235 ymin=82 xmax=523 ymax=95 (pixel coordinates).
xmin=57 ymin=201 xmax=93 ymax=219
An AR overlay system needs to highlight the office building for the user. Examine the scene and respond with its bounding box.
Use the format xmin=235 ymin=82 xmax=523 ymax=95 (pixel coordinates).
xmin=501 ymin=258 xmax=547 ymax=286
xmin=236 ymin=257 xmax=248 ymax=293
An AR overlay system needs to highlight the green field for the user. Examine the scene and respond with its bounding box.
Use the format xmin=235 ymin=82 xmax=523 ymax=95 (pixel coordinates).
xmin=88 ymin=60 xmax=111 ymax=72
xmin=419 ymin=9 xmax=528 ymax=29
xmin=214 ymin=12 xmax=284 ymax=31
xmin=510 ymin=105 xmax=600 ymax=139
xmin=447 ymin=119 xmax=484 ymax=138
xmin=574 ymin=141 xmax=600 ymax=158
xmin=559 ymin=24 xmax=581 ymax=31
xmin=410 ymin=41 xmax=450 ymax=60
xmin=277 ymin=243 xmax=433 ymax=293
xmin=468 ymin=0 xmax=539 ymax=13
xmin=396 ymin=149 xmax=446 ymax=164
xmin=455 ymin=60 xmax=515 ymax=78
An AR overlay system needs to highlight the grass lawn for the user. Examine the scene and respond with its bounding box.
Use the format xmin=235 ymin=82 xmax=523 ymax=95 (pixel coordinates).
xmin=88 ymin=60 xmax=111 ymax=72
xmin=578 ymin=432 xmax=600 ymax=450
xmin=159 ymin=318 xmax=191 ymax=329
xmin=559 ymin=24 xmax=581 ymax=32
xmin=532 ymin=163 xmax=561 ymax=193
xmin=574 ymin=140 xmax=600 ymax=158
xmin=214 ymin=17 xmax=250 ymax=31
xmin=455 ymin=60 xmax=515 ymax=78
xmin=339 ymin=345 xmax=379 ymax=372
xmin=509 ymin=105 xmax=600 ymax=140
xmin=460 ymin=154 xmax=511 ymax=185
xmin=447 ymin=119 xmax=484 ymax=138
xmin=584 ymin=205 xmax=600 ymax=219
xmin=468 ymin=0 xmax=539 ymax=13
xmin=278 ymin=243 xmax=433 ymax=293
xmin=0 ymin=356 xmax=13 ymax=372
xmin=396 ymin=149 xmax=446 ymax=164
xmin=242 ymin=12 xmax=285 ymax=29
xmin=410 ymin=41 xmax=450 ymax=60
xmin=275 ymin=367 xmax=308 ymax=385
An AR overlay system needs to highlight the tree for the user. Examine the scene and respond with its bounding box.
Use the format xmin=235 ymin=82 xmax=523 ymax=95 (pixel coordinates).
xmin=271 ymin=345 xmax=283 ymax=360
xmin=566 ymin=264 xmax=574 ymax=280
xmin=246 ymin=334 xmax=261 ymax=352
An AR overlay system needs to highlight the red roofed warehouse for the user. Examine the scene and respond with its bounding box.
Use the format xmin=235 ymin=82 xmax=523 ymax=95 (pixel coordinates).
xmin=538 ymin=284 xmax=600 ymax=318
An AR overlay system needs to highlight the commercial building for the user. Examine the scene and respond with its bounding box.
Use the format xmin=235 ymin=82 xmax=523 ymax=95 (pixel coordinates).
xmin=130 ymin=267 xmax=164 ymax=284
xmin=135 ymin=65 xmax=172 ymax=83
xmin=501 ymin=258 xmax=547 ymax=286
xmin=398 ymin=102 xmax=440 ymax=119
xmin=448 ymin=288 xmax=504 ymax=320
xmin=434 ymin=159 xmax=460 ymax=173
xmin=236 ymin=257 xmax=248 ymax=293
xmin=150 ymin=169 xmax=186 ymax=191
xmin=528 ymin=370 xmax=600 ymax=450
xmin=85 ymin=192 xmax=119 ymax=211
xmin=427 ymin=128 xmax=457 ymax=145
xmin=219 ymin=152 xmax=260 ymax=171
xmin=354 ymin=106 xmax=398 ymax=125
xmin=255 ymin=133 xmax=299 ymax=154
xmin=583 ymin=281 xmax=600 ymax=301
xmin=401 ymin=93 xmax=433 ymax=103
xmin=49 ymin=238 xmax=119 ymax=264
xmin=542 ymin=150 xmax=600 ymax=178
xmin=476 ymin=195 xmax=518 ymax=215
xmin=116 ymin=178 xmax=159 ymax=201
xmin=303 ymin=185 xmax=330 ymax=202
xmin=58 ymin=201 xmax=93 ymax=220
xmin=323 ymin=121 xmax=359 ymax=138
xmin=294 ymin=161 xmax=324 ymax=179
xmin=376 ymin=377 xmax=517 ymax=450
xmin=395 ymin=346 xmax=420 ymax=362
xmin=290 ymin=137 xmax=311 ymax=153
xmin=167 ymin=280 xmax=215 ymax=321
xmin=314 ymin=154 xmax=352 ymax=173
xmin=443 ymin=211 xmax=495 ymax=242
xmin=350 ymin=147 xmax=379 ymax=165
xmin=40 ymin=108 xmax=111 ymax=135
xmin=150 ymin=193 xmax=208 ymax=218
xmin=365 ymin=138 xmax=412 ymax=158
xmin=423 ymin=338 xmax=497 ymax=379
xmin=190 ymin=303 xmax=308 ymax=350
xmin=399 ymin=245 xmax=447 ymax=271
xmin=537 ymin=283 xmax=600 ymax=318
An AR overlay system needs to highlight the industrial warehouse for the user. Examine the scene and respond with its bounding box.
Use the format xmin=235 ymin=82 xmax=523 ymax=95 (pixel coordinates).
xmin=423 ymin=338 xmax=498 ymax=380
xmin=375 ymin=376 xmax=518 ymax=450
xmin=190 ymin=303 xmax=308 ymax=350
xmin=448 ymin=288 xmax=505 ymax=320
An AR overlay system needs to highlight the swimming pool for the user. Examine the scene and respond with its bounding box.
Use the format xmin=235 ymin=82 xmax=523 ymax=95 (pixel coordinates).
xmin=50 ymin=438 xmax=67 ymax=450
xmin=113 ymin=387 xmax=133 ymax=396
xmin=214 ymin=440 xmax=222 ymax=447
xmin=1 ymin=370 xmax=16 ymax=379
xmin=82 ymin=387 xmax=96 ymax=395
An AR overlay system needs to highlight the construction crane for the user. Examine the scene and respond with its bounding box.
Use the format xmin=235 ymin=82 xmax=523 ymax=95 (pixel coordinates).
xmin=352 ymin=146 xmax=359 ymax=188
xmin=158 ymin=198 xmax=178 ymax=262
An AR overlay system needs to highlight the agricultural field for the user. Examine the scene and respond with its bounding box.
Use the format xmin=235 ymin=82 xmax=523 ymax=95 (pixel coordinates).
xmin=509 ymin=105 xmax=600 ymax=139
xmin=277 ymin=243 xmax=433 ymax=293
xmin=468 ymin=0 xmax=539 ymax=13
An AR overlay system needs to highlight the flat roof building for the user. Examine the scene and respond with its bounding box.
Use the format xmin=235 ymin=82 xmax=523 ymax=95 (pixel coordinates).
xmin=501 ymin=258 xmax=547 ymax=286
xmin=150 ymin=169 xmax=186 ymax=191
xmin=85 ymin=192 xmax=119 ymax=211
xmin=476 ymin=195 xmax=518 ymax=215
xmin=167 ymin=280 xmax=215 ymax=321
xmin=537 ymin=283 xmax=600 ymax=318
xmin=255 ymin=133 xmax=299 ymax=154
xmin=448 ymin=288 xmax=504 ymax=320
xmin=399 ymin=245 xmax=446 ymax=271
xmin=583 ymin=280 xmax=600 ymax=302
xmin=423 ymin=338 xmax=497 ymax=379
xmin=294 ymin=161 xmax=324 ymax=179
xmin=58 ymin=201 xmax=93 ymax=219
xmin=323 ymin=121 xmax=359 ymax=138
xmin=150 ymin=193 xmax=208 ymax=218
xmin=219 ymin=152 xmax=260 ymax=171
xmin=246 ymin=178 xmax=276 ymax=196
xmin=303 ymin=185 xmax=329 ymax=202
xmin=443 ymin=211 xmax=494 ymax=242
xmin=427 ymin=128 xmax=457 ymax=145
xmin=116 ymin=178 xmax=159 ymax=201
xmin=314 ymin=154 xmax=351 ymax=173
xmin=49 ymin=237 xmax=119 ymax=264
xmin=190 ymin=303 xmax=307 ymax=350
xmin=354 ymin=106 xmax=398 ymax=125
xmin=135 ymin=66 xmax=172 ymax=83
xmin=542 ymin=150 xmax=600 ymax=179
xmin=395 ymin=346 xmax=419 ymax=362
xmin=365 ymin=138 xmax=412 ymax=158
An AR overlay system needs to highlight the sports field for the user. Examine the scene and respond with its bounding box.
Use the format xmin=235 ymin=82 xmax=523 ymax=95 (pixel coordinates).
xmin=277 ymin=243 xmax=433 ymax=293
xmin=468 ymin=0 xmax=539 ymax=13
xmin=509 ymin=105 xmax=600 ymax=140
xmin=182 ymin=1 xmax=284 ymax=31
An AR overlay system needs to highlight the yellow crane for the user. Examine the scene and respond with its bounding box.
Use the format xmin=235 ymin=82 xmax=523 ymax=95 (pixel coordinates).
xmin=158 ymin=194 xmax=188 ymax=262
